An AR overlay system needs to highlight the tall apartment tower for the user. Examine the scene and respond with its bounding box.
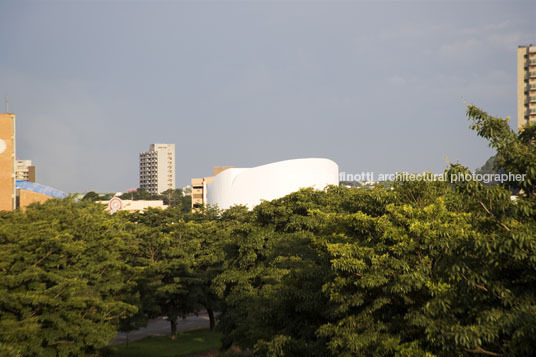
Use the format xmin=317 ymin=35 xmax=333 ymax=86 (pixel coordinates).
xmin=517 ymin=45 xmax=536 ymax=131
xmin=139 ymin=144 xmax=175 ymax=194
xmin=0 ymin=113 xmax=16 ymax=211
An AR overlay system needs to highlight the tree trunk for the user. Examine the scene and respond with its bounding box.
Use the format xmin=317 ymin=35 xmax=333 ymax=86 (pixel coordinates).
xmin=170 ymin=317 xmax=177 ymax=340
xmin=207 ymin=308 xmax=215 ymax=330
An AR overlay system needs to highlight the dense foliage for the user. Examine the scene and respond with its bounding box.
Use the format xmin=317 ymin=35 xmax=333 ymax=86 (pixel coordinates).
xmin=0 ymin=106 xmax=534 ymax=356
xmin=0 ymin=200 xmax=137 ymax=356
xmin=215 ymin=106 xmax=536 ymax=356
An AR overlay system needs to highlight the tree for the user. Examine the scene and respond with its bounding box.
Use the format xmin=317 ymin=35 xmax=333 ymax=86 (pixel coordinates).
xmin=413 ymin=106 xmax=536 ymax=356
xmin=214 ymin=106 xmax=536 ymax=356
xmin=214 ymin=189 xmax=343 ymax=354
xmin=120 ymin=188 xmax=161 ymax=201
xmin=161 ymin=188 xmax=192 ymax=213
xmin=128 ymin=205 xmax=231 ymax=337
xmin=475 ymin=155 xmax=504 ymax=186
xmin=174 ymin=219 xmax=225 ymax=331
xmin=82 ymin=191 xmax=100 ymax=201
xmin=316 ymin=180 xmax=465 ymax=356
xmin=0 ymin=199 xmax=137 ymax=356
xmin=129 ymin=208 xmax=210 ymax=339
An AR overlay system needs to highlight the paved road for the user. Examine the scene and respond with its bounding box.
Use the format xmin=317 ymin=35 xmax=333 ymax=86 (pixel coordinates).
xmin=110 ymin=313 xmax=212 ymax=345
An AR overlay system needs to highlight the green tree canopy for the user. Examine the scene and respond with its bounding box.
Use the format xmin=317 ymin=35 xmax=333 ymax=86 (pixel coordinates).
xmin=0 ymin=199 xmax=137 ymax=356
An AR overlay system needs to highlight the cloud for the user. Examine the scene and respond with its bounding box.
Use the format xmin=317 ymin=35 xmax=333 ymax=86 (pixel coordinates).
xmin=388 ymin=75 xmax=407 ymax=86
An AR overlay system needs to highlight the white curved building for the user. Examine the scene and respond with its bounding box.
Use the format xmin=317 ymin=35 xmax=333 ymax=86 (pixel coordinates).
xmin=207 ymin=158 xmax=339 ymax=210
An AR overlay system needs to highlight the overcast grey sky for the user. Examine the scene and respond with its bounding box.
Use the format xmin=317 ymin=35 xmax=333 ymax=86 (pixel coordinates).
xmin=0 ymin=0 xmax=534 ymax=193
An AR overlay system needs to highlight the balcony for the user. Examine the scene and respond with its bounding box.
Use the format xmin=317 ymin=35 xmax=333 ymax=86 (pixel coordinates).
xmin=531 ymin=72 xmax=536 ymax=78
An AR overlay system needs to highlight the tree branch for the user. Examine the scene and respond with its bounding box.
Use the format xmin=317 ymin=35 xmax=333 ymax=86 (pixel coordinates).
xmin=465 ymin=346 xmax=502 ymax=356
xmin=475 ymin=284 xmax=488 ymax=292
xmin=477 ymin=200 xmax=510 ymax=232
xmin=32 ymin=249 xmax=56 ymax=268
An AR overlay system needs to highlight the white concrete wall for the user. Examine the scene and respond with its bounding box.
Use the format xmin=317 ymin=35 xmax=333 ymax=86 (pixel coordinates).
xmin=207 ymin=158 xmax=339 ymax=210
xmin=99 ymin=199 xmax=167 ymax=212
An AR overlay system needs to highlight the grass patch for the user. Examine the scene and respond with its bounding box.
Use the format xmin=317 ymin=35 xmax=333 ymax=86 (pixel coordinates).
xmin=106 ymin=328 xmax=222 ymax=357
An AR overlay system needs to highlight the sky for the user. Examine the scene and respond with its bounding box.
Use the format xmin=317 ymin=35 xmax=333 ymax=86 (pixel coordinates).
xmin=0 ymin=0 xmax=534 ymax=193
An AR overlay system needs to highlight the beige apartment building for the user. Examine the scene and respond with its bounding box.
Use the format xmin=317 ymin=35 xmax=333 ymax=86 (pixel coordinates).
xmin=191 ymin=166 xmax=234 ymax=210
xmin=16 ymin=159 xmax=36 ymax=182
xmin=518 ymin=45 xmax=536 ymax=130
xmin=0 ymin=113 xmax=16 ymax=211
xmin=139 ymin=144 xmax=175 ymax=194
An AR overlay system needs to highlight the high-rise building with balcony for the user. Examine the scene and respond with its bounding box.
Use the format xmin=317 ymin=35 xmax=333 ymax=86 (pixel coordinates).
xmin=517 ymin=45 xmax=536 ymax=130
xmin=139 ymin=144 xmax=175 ymax=194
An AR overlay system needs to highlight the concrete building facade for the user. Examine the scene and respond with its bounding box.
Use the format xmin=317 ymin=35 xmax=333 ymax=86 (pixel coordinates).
xmin=207 ymin=158 xmax=339 ymax=210
xmin=191 ymin=176 xmax=214 ymax=210
xmin=139 ymin=144 xmax=175 ymax=194
xmin=16 ymin=160 xmax=36 ymax=182
xmin=0 ymin=113 xmax=16 ymax=211
xmin=518 ymin=45 xmax=536 ymax=130
xmin=18 ymin=189 xmax=50 ymax=210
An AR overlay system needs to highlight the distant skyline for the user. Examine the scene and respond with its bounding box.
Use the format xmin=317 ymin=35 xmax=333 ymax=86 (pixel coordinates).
xmin=1 ymin=0 xmax=535 ymax=193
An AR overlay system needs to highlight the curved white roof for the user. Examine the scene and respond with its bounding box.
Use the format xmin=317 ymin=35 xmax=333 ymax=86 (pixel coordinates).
xmin=207 ymin=158 xmax=339 ymax=210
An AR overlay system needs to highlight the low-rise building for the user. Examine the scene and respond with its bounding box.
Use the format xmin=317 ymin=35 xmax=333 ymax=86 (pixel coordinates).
xmin=16 ymin=180 xmax=68 ymax=210
xmin=16 ymin=160 xmax=36 ymax=182
xmin=99 ymin=198 xmax=168 ymax=213
xmin=191 ymin=166 xmax=234 ymax=211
